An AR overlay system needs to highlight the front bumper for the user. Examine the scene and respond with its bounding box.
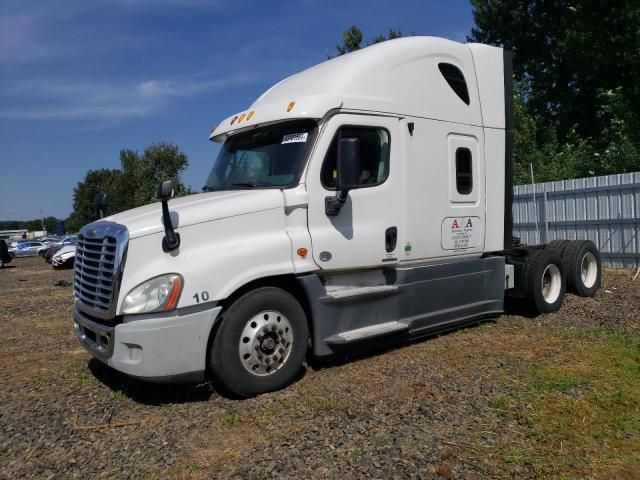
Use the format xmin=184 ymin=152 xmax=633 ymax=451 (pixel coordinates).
xmin=73 ymin=304 xmax=222 ymax=382
xmin=52 ymin=255 xmax=72 ymax=267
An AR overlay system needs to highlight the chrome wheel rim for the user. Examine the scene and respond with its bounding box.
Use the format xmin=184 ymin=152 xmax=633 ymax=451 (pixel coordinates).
xmin=238 ymin=310 xmax=293 ymax=377
xmin=541 ymin=263 xmax=562 ymax=304
xmin=581 ymin=252 xmax=598 ymax=288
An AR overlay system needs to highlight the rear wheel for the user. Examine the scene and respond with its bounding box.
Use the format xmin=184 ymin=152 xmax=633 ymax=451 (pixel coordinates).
xmin=524 ymin=249 xmax=566 ymax=314
xmin=546 ymin=239 xmax=570 ymax=256
xmin=209 ymin=287 xmax=309 ymax=398
xmin=563 ymin=240 xmax=601 ymax=297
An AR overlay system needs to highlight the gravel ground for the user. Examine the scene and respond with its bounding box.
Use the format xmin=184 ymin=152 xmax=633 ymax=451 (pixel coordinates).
xmin=0 ymin=257 xmax=638 ymax=479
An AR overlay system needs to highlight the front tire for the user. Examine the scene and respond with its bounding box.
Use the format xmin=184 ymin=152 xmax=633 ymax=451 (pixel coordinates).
xmin=209 ymin=287 xmax=309 ymax=398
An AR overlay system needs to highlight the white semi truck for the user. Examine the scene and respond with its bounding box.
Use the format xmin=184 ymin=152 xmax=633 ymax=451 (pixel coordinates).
xmin=73 ymin=37 xmax=601 ymax=397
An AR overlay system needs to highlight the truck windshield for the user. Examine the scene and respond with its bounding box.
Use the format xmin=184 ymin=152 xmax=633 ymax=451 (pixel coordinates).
xmin=204 ymin=120 xmax=317 ymax=191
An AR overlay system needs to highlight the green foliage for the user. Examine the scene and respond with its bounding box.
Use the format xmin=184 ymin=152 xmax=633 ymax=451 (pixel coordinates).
xmin=67 ymin=142 xmax=192 ymax=230
xmin=69 ymin=168 xmax=122 ymax=228
xmin=0 ymin=216 xmax=62 ymax=233
xmin=335 ymin=25 xmax=363 ymax=55
xmin=470 ymin=0 xmax=640 ymax=181
xmin=113 ymin=143 xmax=192 ymax=212
xmin=331 ymin=26 xmax=403 ymax=58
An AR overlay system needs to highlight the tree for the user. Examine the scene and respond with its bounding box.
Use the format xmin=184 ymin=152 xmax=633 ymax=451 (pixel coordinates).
xmin=469 ymin=0 xmax=640 ymax=180
xmin=114 ymin=143 xmax=191 ymax=212
xmin=67 ymin=142 xmax=192 ymax=230
xmin=0 ymin=217 xmax=63 ymax=233
xmin=69 ymin=168 xmax=122 ymax=228
xmin=331 ymin=26 xmax=403 ymax=58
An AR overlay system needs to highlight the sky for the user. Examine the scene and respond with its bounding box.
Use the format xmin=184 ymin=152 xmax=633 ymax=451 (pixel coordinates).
xmin=0 ymin=0 xmax=475 ymax=221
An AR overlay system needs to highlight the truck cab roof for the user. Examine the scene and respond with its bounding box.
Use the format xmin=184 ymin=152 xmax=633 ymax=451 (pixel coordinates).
xmin=211 ymin=36 xmax=506 ymax=142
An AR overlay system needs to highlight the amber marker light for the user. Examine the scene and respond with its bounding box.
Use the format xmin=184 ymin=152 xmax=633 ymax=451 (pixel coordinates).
xmin=287 ymin=101 xmax=295 ymax=112
xmin=210 ymin=124 xmax=218 ymax=133
xmin=163 ymin=276 xmax=182 ymax=311
xmin=238 ymin=113 xmax=247 ymax=122
xmin=230 ymin=115 xmax=238 ymax=125
xmin=296 ymin=247 xmax=308 ymax=258
xmin=247 ymin=110 xmax=255 ymax=120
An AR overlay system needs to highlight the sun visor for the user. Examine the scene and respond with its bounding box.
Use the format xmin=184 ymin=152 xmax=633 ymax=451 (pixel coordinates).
xmin=209 ymin=95 xmax=342 ymax=142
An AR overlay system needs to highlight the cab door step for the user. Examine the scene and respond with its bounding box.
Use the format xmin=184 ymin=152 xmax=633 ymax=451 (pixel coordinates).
xmin=323 ymin=285 xmax=399 ymax=300
xmin=325 ymin=321 xmax=408 ymax=345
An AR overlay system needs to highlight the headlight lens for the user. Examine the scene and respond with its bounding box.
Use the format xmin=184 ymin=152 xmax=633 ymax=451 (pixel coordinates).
xmin=121 ymin=274 xmax=183 ymax=315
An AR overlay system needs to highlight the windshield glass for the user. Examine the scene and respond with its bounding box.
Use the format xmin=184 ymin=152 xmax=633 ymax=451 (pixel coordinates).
xmin=204 ymin=120 xmax=317 ymax=191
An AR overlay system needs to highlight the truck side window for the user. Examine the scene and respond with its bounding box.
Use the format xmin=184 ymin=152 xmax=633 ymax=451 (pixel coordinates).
xmin=438 ymin=63 xmax=470 ymax=105
xmin=321 ymin=127 xmax=390 ymax=190
xmin=455 ymin=147 xmax=473 ymax=194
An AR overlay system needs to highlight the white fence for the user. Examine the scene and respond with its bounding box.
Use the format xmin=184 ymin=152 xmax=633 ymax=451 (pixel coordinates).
xmin=512 ymin=172 xmax=640 ymax=268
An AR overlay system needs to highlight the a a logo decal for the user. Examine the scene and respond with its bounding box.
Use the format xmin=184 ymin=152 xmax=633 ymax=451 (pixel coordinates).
xmin=441 ymin=216 xmax=481 ymax=250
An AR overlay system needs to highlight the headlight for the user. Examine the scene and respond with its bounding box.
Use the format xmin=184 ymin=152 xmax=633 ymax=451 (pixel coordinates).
xmin=121 ymin=274 xmax=183 ymax=315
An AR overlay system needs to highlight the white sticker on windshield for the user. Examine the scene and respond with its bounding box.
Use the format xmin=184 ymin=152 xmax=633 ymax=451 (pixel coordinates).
xmin=282 ymin=133 xmax=308 ymax=144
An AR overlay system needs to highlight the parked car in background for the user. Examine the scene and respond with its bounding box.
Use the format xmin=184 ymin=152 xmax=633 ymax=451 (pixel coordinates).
xmin=52 ymin=245 xmax=76 ymax=269
xmin=9 ymin=241 xmax=47 ymax=257
xmin=40 ymin=236 xmax=77 ymax=258
xmin=37 ymin=236 xmax=62 ymax=244
xmin=60 ymin=235 xmax=77 ymax=245
xmin=44 ymin=244 xmax=65 ymax=263
xmin=9 ymin=240 xmax=28 ymax=249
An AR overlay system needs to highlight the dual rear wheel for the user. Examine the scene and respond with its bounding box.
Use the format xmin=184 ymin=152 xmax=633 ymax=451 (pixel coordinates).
xmin=523 ymin=240 xmax=601 ymax=314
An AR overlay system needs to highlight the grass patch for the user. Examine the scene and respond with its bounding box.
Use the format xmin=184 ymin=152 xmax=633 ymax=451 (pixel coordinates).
xmin=111 ymin=389 xmax=126 ymax=399
xmin=494 ymin=327 xmax=640 ymax=478
xmin=304 ymin=394 xmax=347 ymax=412
xmin=223 ymin=410 xmax=240 ymax=426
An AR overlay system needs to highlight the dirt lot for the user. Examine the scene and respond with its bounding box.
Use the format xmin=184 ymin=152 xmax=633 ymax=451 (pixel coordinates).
xmin=1 ymin=257 xmax=639 ymax=479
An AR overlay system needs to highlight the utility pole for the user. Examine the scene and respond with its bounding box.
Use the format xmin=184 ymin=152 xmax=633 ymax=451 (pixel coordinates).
xmin=41 ymin=209 xmax=45 ymax=234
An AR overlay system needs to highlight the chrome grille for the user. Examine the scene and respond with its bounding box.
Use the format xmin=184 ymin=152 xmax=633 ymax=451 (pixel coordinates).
xmin=73 ymin=221 xmax=128 ymax=319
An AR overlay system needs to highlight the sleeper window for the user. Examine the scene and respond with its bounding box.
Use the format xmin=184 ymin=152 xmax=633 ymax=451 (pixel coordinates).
xmin=455 ymin=147 xmax=473 ymax=194
xmin=438 ymin=63 xmax=470 ymax=105
xmin=322 ymin=127 xmax=390 ymax=190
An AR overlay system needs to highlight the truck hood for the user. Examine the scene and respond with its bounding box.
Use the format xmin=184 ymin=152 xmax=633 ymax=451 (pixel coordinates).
xmin=104 ymin=190 xmax=285 ymax=239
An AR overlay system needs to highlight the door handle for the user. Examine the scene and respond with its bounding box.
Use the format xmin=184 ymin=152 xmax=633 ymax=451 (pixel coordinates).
xmin=385 ymin=227 xmax=397 ymax=253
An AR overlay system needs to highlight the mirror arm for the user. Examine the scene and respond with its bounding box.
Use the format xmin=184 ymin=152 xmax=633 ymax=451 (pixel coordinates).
xmin=157 ymin=180 xmax=180 ymax=252
xmin=160 ymin=199 xmax=180 ymax=252
xmin=324 ymin=188 xmax=350 ymax=217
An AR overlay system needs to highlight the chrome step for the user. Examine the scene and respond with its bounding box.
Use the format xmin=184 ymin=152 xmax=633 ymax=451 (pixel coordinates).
xmin=324 ymin=285 xmax=398 ymax=300
xmin=326 ymin=321 xmax=408 ymax=344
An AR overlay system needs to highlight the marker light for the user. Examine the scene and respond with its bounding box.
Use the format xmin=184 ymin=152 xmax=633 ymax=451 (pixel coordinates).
xmin=287 ymin=101 xmax=295 ymax=112
xmin=230 ymin=116 xmax=238 ymax=125
xmin=247 ymin=111 xmax=255 ymax=120
xmin=121 ymin=274 xmax=184 ymax=315
xmin=210 ymin=124 xmax=218 ymax=133
xmin=296 ymin=248 xmax=308 ymax=258
xmin=238 ymin=113 xmax=247 ymax=122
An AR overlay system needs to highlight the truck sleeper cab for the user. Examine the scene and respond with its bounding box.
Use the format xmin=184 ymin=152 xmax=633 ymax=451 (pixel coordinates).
xmin=72 ymin=37 xmax=601 ymax=397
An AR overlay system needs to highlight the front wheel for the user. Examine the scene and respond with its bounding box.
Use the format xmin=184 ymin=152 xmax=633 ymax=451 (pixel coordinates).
xmin=209 ymin=287 xmax=309 ymax=398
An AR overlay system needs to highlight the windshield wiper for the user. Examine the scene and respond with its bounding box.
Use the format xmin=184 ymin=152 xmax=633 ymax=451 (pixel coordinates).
xmin=231 ymin=182 xmax=262 ymax=189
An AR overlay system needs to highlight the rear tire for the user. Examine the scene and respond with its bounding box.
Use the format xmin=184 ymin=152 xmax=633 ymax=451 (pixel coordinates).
xmin=563 ymin=240 xmax=601 ymax=297
xmin=524 ymin=249 xmax=566 ymax=314
xmin=209 ymin=287 xmax=309 ymax=398
xmin=546 ymin=239 xmax=570 ymax=256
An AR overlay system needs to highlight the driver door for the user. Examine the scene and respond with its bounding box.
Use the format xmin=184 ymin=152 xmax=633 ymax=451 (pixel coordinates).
xmin=306 ymin=114 xmax=403 ymax=270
